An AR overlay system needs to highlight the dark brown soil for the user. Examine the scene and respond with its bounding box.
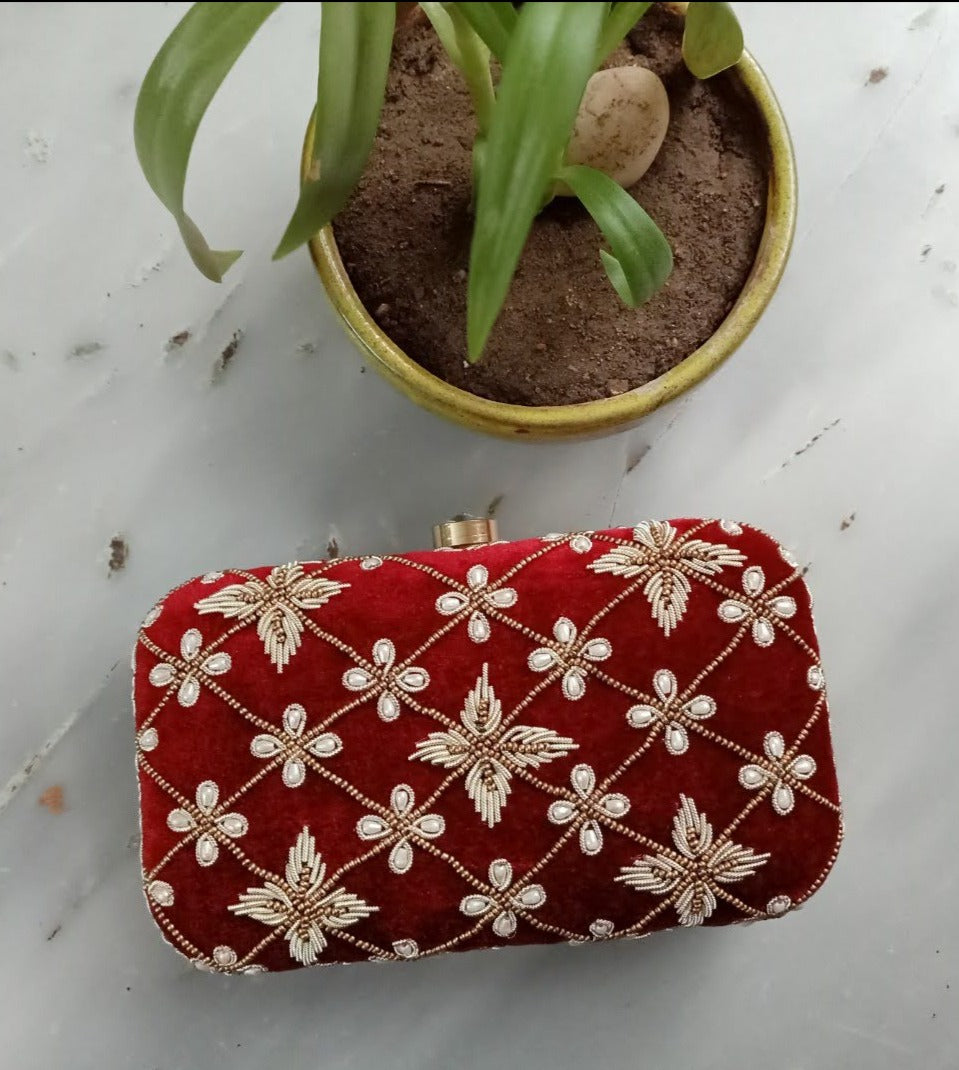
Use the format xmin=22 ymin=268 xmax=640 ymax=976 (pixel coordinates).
xmin=334 ymin=4 xmax=768 ymax=406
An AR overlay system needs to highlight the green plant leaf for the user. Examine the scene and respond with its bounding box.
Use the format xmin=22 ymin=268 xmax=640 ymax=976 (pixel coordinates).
xmin=596 ymin=2 xmax=652 ymax=66
xmin=467 ymin=1 xmax=605 ymax=361
xmin=456 ymin=2 xmax=518 ymax=61
xmin=134 ymin=2 xmax=280 ymax=282
xmin=472 ymin=135 xmax=488 ymax=204
xmin=682 ymin=1 xmax=744 ymax=79
xmin=558 ymin=164 xmax=672 ymax=307
xmin=273 ymin=1 xmax=395 ymax=259
xmin=421 ymin=3 xmax=494 ymax=134
xmin=419 ymin=3 xmax=463 ymax=66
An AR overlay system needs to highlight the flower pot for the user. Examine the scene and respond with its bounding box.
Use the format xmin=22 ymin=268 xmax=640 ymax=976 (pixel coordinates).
xmin=303 ymin=8 xmax=796 ymax=441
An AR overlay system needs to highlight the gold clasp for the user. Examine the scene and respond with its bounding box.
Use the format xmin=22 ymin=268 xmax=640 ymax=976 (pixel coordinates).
xmin=432 ymin=515 xmax=499 ymax=549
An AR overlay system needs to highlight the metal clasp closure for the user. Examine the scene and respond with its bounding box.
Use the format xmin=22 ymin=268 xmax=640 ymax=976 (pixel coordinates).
xmin=432 ymin=515 xmax=499 ymax=549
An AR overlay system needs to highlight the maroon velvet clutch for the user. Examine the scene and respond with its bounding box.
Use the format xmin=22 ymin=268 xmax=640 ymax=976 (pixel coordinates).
xmin=132 ymin=519 xmax=841 ymax=973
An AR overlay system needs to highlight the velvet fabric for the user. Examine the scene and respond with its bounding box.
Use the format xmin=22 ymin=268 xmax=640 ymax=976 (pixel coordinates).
xmin=133 ymin=520 xmax=841 ymax=973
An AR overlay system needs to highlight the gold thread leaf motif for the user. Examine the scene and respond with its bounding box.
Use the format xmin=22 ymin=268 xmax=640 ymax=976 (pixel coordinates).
xmin=589 ymin=521 xmax=744 ymax=635
xmin=195 ymin=564 xmax=348 ymax=672
xmin=617 ymin=795 xmax=768 ymax=926
xmin=230 ymin=827 xmax=377 ymax=965
xmin=411 ymin=665 xmax=577 ymax=827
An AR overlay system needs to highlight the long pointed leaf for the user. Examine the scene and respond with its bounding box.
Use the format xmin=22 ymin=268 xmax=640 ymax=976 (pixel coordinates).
xmin=419 ymin=3 xmax=464 ymax=66
xmin=273 ymin=2 xmax=395 ymax=259
xmin=421 ymin=3 xmax=494 ymax=134
xmin=467 ymin=2 xmax=605 ymax=361
xmin=682 ymin=2 xmax=744 ymax=79
xmin=558 ymin=164 xmax=672 ymax=307
xmin=456 ymin=2 xmax=518 ymax=61
xmin=134 ymin=2 xmax=280 ymax=281
xmin=596 ymin=2 xmax=652 ymax=65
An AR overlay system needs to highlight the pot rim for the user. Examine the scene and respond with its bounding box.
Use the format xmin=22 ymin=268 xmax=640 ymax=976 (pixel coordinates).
xmin=304 ymin=26 xmax=797 ymax=440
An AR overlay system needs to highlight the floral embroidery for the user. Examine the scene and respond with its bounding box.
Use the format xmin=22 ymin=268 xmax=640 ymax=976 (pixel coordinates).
xmin=617 ymin=795 xmax=769 ymax=926
xmin=434 ymin=564 xmax=517 ymax=644
xmin=527 ymin=617 xmax=612 ymax=701
xmin=138 ymin=727 xmax=159 ymax=752
xmin=166 ymin=781 xmax=248 ymax=867
xmin=459 ymin=859 xmax=546 ymax=938
xmin=626 ymin=669 xmax=716 ymax=756
xmin=341 ymin=639 xmax=430 ymax=722
xmin=213 ymin=945 xmax=237 ymax=968
xmin=194 ymin=563 xmax=349 ymax=672
xmin=589 ymin=918 xmax=616 ymax=939
xmin=230 ymin=827 xmax=377 ymax=966
xmin=368 ymin=937 xmax=422 ymax=964
xmin=738 ymin=731 xmax=816 ymax=816
xmin=356 ymin=784 xmax=445 ymax=874
xmin=194 ymin=945 xmax=239 ymax=972
xmin=544 ymin=532 xmax=594 ymax=554
xmin=570 ymin=917 xmax=617 ymax=945
xmin=589 ymin=521 xmax=745 ymax=636
xmin=147 ymin=880 xmax=174 ymax=907
xmin=766 ymin=895 xmax=792 ymax=916
xmin=547 ymin=764 xmax=630 ymax=855
xmin=148 ymin=628 xmax=231 ymax=708
xmin=250 ymin=703 xmax=342 ymax=788
xmin=192 ymin=946 xmax=266 ymax=975
xmin=807 ymin=664 xmax=824 ymax=691
xmin=718 ymin=566 xmax=797 ymax=648
xmin=410 ymin=666 xmax=576 ymax=827
xmin=779 ymin=544 xmax=799 ymax=569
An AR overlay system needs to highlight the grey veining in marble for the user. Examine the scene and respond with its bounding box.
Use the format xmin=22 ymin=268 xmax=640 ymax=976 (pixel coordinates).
xmin=0 ymin=3 xmax=956 ymax=1067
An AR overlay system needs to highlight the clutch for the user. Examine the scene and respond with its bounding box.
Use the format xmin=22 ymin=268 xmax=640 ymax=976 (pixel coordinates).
xmin=132 ymin=518 xmax=841 ymax=973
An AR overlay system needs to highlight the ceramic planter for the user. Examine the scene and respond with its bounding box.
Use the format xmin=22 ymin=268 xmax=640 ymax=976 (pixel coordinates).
xmin=304 ymin=14 xmax=796 ymax=441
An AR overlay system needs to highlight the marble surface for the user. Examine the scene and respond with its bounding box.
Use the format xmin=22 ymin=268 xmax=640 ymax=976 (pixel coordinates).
xmin=1 ymin=3 xmax=956 ymax=1067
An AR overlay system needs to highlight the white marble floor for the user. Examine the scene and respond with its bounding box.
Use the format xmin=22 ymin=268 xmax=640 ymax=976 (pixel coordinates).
xmin=1 ymin=3 xmax=956 ymax=1067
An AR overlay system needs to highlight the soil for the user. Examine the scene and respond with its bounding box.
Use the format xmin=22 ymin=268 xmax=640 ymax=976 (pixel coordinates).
xmin=334 ymin=4 xmax=768 ymax=406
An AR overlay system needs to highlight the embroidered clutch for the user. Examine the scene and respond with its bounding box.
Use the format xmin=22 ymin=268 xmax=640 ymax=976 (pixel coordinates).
xmin=132 ymin=519 xmax=842 ymax=974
